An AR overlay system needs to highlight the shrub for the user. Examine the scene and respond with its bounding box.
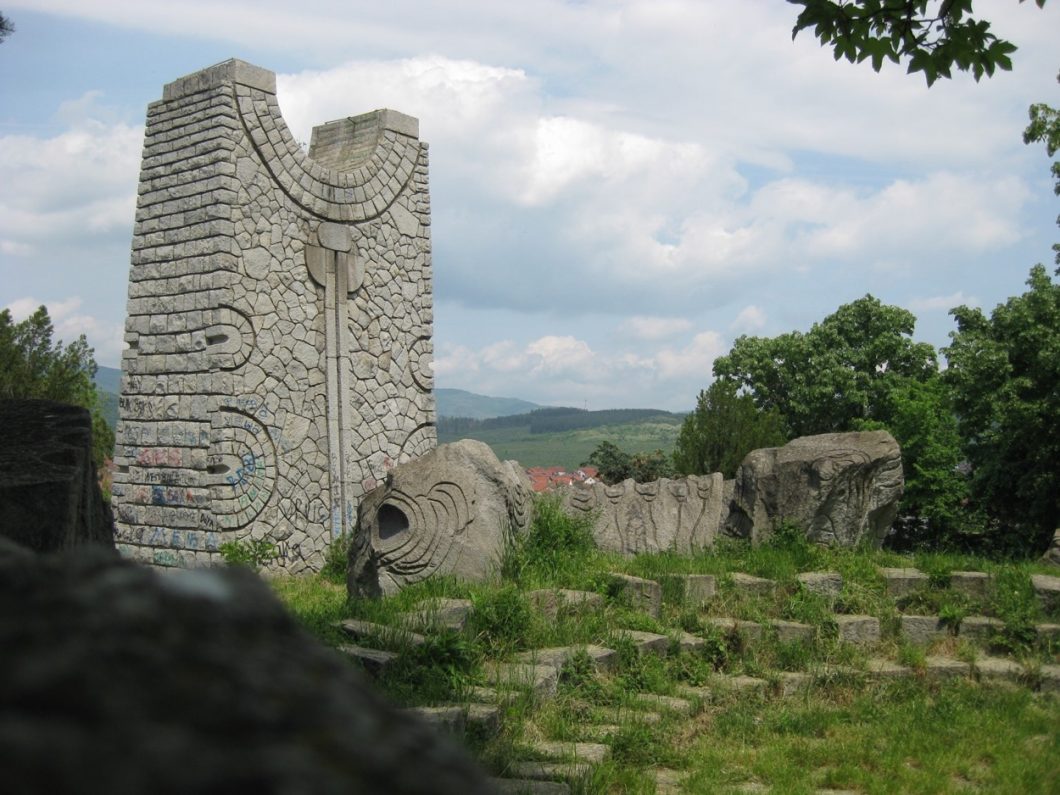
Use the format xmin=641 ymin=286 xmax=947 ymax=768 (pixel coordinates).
xmin=320 ymin=531 xmax=352 ymax=584
xmin=218 ymin=538 xmax=278 ymax=571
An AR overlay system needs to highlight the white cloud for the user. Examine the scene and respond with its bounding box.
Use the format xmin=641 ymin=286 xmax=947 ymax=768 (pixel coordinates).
xmin=623 ymin=316 xmax=693 ymax=340
xmin=731 ymin=305 xmax=766 ymax=333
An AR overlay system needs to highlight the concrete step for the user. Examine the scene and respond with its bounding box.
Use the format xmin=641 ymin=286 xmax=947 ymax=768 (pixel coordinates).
xmin=610 ymin=573 xmax=662 ymax=618
xmin=614 ymin=629 xmax=670 ymax=655
xmin=485 ymin=661 xmax=559 ymax=698
xmin=514 ymin=644 xmax=618 ymax=673
xmin=337 ymin=618 xmax=425 ymax=647
xmin=730 ymin=572 xmax=777 ymax=596
xmin=527 ymin=589 xmax=605 ymax=618
xmin=631 ymin=692 xmax=696 ymax=714
xmin=506 ymin=761 xmax=592 ymax=783
xmin=336 ymin=644 xmax=396 ymax=674
xmin=524 ymin=741 xmax=610 ymax=763
xmin=490 ymin=777 xmax=571 ymax=794
xmin=403 ymin=597 xmax=474 ymax=631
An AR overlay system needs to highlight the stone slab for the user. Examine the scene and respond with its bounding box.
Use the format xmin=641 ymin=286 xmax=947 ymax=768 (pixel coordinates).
xmin=771 ymin=619 xmax=814 ymax=644
xmin=337 ymin=644 xmax=397 ymax=674
xmin=526 ymin=742 xmax=610 ymax=764
xmin=338 ymin=618 xmax=426 ymax=647
xmin=900 ymin=615 xmax=947 ymax=646
xmin=878 ymin=567 xmax=928 ymax=598
xmin=631 ymin=693 xmax=695 ymax=714
xmin=834 ymin=615 xmax=880 ymax=645
xmin=707 ymin=617 xmax=765 ymax=642
xmin=527 ymin=589 xmax=604 ymax=618
xmin=924 ymin=656 xmax=970 ymax=678
xmin=676 ymin=631 xmax=707 ymax=652
xmin=797 ymin=571 xmax=843 ymax=598
xmin=514 ymin=645 xmax=618 ymax=673
xmin=403 ymin=598 xmax=474 ymax=631
xmin=865 ymin=658 xmax=912 ymax=679
xmin=662 ymin=573 xmax=717 ymax=607
xmin=610 ymin=573 xmax=662 ymax=617
xmin=959 ymin=616 xmax=1004 ymax=644
xmin=485 ymin=662 xmax=560 ymax=698
xmin=1036 ymin=623 xmax=1060 ymax=644
xmin=489 ymin=780 xmax=572 ymax=792
xmin=730 ymin=572 xmax=777 ymax=596
xmin=467 ymin=703 xmax=503 ymax=733
xmin=506 ymin=762 xmax=592 ymax=782
xmin=949 ymin=571 xmax=991 ymax=598
xmin=406 ymin=706 xmax=465 ymax=734
xmin=777 ymin=671 xmax=812 ymax=696
xmin=1039 ymin=664 xmax=1060 ymax=693
xmin=490 ymin=779 xmax=571 ymax=795
xmin=975 ymin=656 xmax=1025 ymax=684
xmin=615 ymin=629 xmax=670 ymax=655
xmin=1031 ymin=574 xmax=1060 ymax=611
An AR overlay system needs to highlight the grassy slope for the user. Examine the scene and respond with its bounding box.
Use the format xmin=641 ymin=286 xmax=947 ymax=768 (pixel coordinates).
xmin=273 ymin=505 xmax=1060 ymax=794
xmin=438 ymin=420 xmax=681 ymax=469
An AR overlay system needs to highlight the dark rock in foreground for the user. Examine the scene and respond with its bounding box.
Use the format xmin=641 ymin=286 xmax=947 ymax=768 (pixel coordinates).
xmin=0 ymin=540 xmax=494 ymax=794
xmin=0 ymin=399 xmax=114 ymax=551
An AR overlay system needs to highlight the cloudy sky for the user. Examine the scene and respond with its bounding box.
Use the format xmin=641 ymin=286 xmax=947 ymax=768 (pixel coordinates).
xmin=1 ymin=1 xmax=1057 ymax=411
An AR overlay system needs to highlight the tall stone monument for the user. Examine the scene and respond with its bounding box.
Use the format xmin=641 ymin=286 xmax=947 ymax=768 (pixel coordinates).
xmin=112 ymin=59 xmax=436 ymax=572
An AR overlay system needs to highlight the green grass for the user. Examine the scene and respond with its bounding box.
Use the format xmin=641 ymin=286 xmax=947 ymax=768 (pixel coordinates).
xmin=271 ymin=502 xmax=1060 ymax=793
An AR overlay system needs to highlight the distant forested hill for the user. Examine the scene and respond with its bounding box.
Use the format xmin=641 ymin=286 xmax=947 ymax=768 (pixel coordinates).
xmin=436 ymin=388 xmax=541 ymax=419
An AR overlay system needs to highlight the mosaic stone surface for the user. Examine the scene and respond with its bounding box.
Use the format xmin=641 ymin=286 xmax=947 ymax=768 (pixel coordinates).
xmin=112 ymin=59 xmax=436 ymax=572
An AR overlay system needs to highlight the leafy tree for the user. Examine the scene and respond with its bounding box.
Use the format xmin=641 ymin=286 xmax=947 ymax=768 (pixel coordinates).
xmin=790 ymin=0 xmax=1046 ymax=86
xmin=0 ymin=306 xmax=115 ymax=469
xmin=585 ymin=441 xmax=674 ymax=485
xmin=713 ymin=295 xmax=937 ymax=438
xmin=672 ymin=379 xmax=788 ymax=478
xmin=943 ymin=265 xmax=1060 ymax=550
xmin=713 ymin=295 xmax=969 ymax=545
xmin=0 ymin=12 xmax=13 ymax=44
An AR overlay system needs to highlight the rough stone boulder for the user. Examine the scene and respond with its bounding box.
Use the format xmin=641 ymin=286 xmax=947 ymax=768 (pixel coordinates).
xmin=724 ymin=430 xmax=904 ymax=547
xmin=0 ymin=538 xmax=494 ymax=794
xmin=349 ymin=439 xmax=534 ymax=597
xmin=1042 ymin=529 xmax=1060 ymax=566
xmin=560 ymin=473 xmax=726 ymax=555
xmin=0 ymin=399 xmax=114 ymax=552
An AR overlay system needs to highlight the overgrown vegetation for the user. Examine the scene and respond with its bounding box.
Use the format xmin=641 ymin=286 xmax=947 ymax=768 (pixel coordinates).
xmin=218 ymin=537 xmax=279 ymax=571
xmin=273 ymin=497 xmax=1060 ymax=793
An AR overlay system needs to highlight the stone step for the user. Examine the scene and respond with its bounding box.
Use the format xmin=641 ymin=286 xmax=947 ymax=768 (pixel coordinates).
xmin=924 ymin=656 xmax=971 ymax=678
xmin=336 ymin=644 xmax=396 ymax=674
xmin=527 ymin=589 xmax=605 ymax=618
xmin=467 ymin=702 xmax=503 ymax=732
xmin=651 ymin=768 xmax=688 ymax=794
xmin=1036 ymin=623 xmax=1060 ymax=644
xmin=1039 ymin=664 xmax=1060 ymax=692
xmin=771 ymin=619 xmax=814 ymax=643
xmin=575 ymin=723 xmax=620 ymax=740
xmin=614 ymin=629 xmax=670 ymax=655
xmin=524 ymin=741 xmax=610 ymax=764
xmin=834 ymin=614 xmax=880 ymax=645
xmin=405 ymin=705 xmax=465 ymax=734
xmin=950 ymin=570 xmax=991 ymax=598
xmin=506 ymin=761 xmax=592 ymax=783
xmin=974 ymin=656 xmax=1025 ymax=684
xmin=660 ymin=573 xmax=717 ymax=607
xmin=730 ymin=572 xmax=777 ymax=596
xmin=610 ymin=573 xmax=662 ymax=618
xmin=796 ymin=571 xmax=843 ymax=598
xmin=959 ymin=615 xmax=1004 ymax=643
xmin=514 ymin=644 xmax=618 ymax=673
xmin=485 ymin=661 xmax=559 ymax=698
xmin=1031 ymin=574 xmax=1060 ymax=611
xmin=336 ymin=618 xmax=426 ymax=647
xmin=589 ymin=706 xmax=662 ymax=725
xmin=878 ymin=566 xmax=929 ymax=597
xmin=631 ymin=692 xmax=696 ymax=714
xmin=706 ymin=617 xmax=765 ymax=642
xmin=865 ymin=657 xmax=912 ymax=679
xmin=490 ymin=778 xmax=571 ymax=794
xmin=675 ymin=631 xmax=706 ymax=652
xmin=403 ymin=597 xmax=474 ymax=631
xmin=900 ymin=614 xmax=948 ymax=646
xmin=777 ymin=671 xmax=812 ymax=695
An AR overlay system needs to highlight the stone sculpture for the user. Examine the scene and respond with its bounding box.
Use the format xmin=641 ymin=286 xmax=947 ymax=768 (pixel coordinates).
xmin=349 ymin=440 xmax=533 ymax=597
xmin=0 ymin=538 xmax=494 ymax=794
xmin=112 ymin=60 xmax=435 ymax=572
xmin=725 ymin=430 xmax=904 ymax=548
xmin=0 ymin=400 xmax=114 ymax=552
xmin=560 ymin=473 xmax=726 ymax=555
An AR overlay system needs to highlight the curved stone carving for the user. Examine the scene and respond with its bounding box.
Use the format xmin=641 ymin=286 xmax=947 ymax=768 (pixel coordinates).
xmin=207 ymin=408 xmax=277 ymax=530
xmin=235 ymin=87 xmax=419 ymax=223
xmin=349 ymin=440 xmax=533 ymax=597
xmin=560 ymin=473 xmax=725 ymax=556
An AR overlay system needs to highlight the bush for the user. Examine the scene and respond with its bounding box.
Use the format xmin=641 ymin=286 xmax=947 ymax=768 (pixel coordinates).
xmin=218 ymin=538 xmax=277 ymax=571
xmin=320 ymin=532 xmax=352 ymax=584
xmin=502 ymin=496 xmax=600 ymax=587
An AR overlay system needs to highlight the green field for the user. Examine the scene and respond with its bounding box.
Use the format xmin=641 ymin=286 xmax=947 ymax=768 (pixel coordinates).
xmin=438 ymin=419 xmax=682 ymax=469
